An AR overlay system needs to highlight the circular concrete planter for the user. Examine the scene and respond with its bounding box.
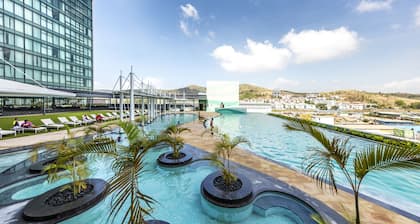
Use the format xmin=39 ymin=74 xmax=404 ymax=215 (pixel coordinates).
xmin=146 ymin=220 xmax=170 ymax=224
xmin=201 ymin=171 xmax=253 ymax=208
xmin=157 ymin=151 xmax=193 ymax=167
xmin=28 ymin=156 xmax=58 ymax=174
xmin=22 ymin=178 xmax=108 ymax=222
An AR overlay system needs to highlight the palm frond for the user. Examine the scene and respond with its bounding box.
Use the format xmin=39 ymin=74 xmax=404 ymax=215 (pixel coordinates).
xmin=118 ymin=121 xmax=142 ymax=145
xmin=354 ymin=144 xmax=420 ymax=181
xmin=303 ymin=149 xmax=339 ymax=192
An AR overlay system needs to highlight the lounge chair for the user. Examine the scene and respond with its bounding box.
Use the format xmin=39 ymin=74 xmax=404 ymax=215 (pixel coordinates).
xmin=69 ymin=116 xmax=95 ymax=125
xmin=106 ymin=112 xmax=117 ymax=119
xmin=40 ymin=119 xmax=65 ymax=130
xmin=17 ymin=121 xmax=47 ymax=134
xmin=99 ymin=114 xmax=112 ymax=121
xmin=0 ymin=128 xmax=16 ymax=139
xmin=57 ymin=117 xmax=82 ymax=127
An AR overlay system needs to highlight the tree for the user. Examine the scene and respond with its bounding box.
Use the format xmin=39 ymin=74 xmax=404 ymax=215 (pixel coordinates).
xmin=284 ymin=120 xmax=420 ymax=224
xmin=394 ymin=100 xmax=406 ymax=108
xmin=52 ymin=122 xmax=166 ymax=224
xmin=160 ymin=124 xmax=190 ymax=158
xmin=209 ymin=133 xmax=250 ymax=185
xmin=410 ymin=102 xmax=420 ymax=109
xmin=316 ymin=103 xmax=327 ymax=110
xmin=44 ymin=127 xmax=116 ymax=196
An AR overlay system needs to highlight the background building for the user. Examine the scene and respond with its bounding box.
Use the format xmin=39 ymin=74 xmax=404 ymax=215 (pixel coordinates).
xmin=0 ymin=0 xmax=93 ymax=115
xmin=206 ymin=81 xmax=239 ymax=112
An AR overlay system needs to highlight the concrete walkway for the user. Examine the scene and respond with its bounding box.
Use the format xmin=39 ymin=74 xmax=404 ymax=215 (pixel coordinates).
xmin=180 ymin=112 xmax=417 ymax=224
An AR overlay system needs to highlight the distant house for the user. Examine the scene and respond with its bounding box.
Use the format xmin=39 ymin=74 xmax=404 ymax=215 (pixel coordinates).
xmin=312 ymin=116 xmax=335 ymax=125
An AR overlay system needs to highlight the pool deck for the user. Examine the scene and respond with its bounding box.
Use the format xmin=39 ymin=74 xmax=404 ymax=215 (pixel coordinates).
xmin=0 ymin=111 xmax=418 ymax=224
xmin=180 ymin=112 xmax=418 ymax=224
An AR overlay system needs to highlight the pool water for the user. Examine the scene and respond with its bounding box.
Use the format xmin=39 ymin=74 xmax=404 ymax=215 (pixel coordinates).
xmin=214 ymin=113 xmax=420 ymax=217
xmin=63 ymin=149 xmax=304 ymax=224
xmin=0 ymin=113 xmax=310 ymax=224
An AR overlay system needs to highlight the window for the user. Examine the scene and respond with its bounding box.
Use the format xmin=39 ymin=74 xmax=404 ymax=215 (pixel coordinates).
xmin=25 ymin=38 xmax=32 ymax=50
xmin=52 ymin=47 xmax=59 ymax=58
xmin=33 ymin=27 xmax=40 ymax=38
xmin=25 ymin=24 xmax=32 ymax=35
xmin=4 ymin=0 xmax=13 ymax=13
xmin=25 ymin=53 xmax=33 ymax=65
xmin=24 ymin=0 xmax=32 ymax=7
xmin=33 ymin=0 xmax=40 ymax=11
xmin=4 ymin=15 xmax=14 ymax=29
xmin=15 ymin=35 xmax=24 ymax=48
xmin=15 ymin=19 xmax=24 ymax=33
xmin=14 ymin=4 xmax=23 ymax=17
xmin=33 ymin=13 xmax=40 ymax=25
xmin=5 ymin=64 xmax=14 ymax=78
xmin=34 ymin=70 xmax=41 ymax=81
xmin=24 ymin=8 xmax=32 ymax=21
xmin=15 ymin=51 xmax=24 ymax=63
xmin=33 ymin=41 xmax=40 ymax=53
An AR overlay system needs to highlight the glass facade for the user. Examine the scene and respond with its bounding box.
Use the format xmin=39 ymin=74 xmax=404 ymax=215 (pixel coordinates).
xmin=0 ymin=0 xmax=93 ymax=92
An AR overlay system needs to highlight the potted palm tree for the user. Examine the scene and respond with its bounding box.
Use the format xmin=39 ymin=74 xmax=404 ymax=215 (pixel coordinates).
xmin=157 ymin=124 xmax=192 ymax=167
xmin=285 ymin=120 xmax=420 ymax=224
xmin=23 ymin=128 xmax=116 ymax=221
xmin=24 ymin=122 xmax=170 ymax=224
xmin=201 ymin=132 xmax=253 ymax=209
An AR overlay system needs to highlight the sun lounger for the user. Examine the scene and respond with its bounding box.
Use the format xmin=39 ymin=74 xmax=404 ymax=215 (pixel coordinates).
xmin=106 ymin=112 xmax=117 ymax=119
xmin=69 ymin=116 xmax=95 ymax=125
xmin=99 ymin=114 xmax=112 ymax=121
xmin=0 ymin=128 xmax=16 ymax=139
xmin=57 ymin=117 xmax=82 ymax=127
xmin=17 ymin=121 xmax=47 ymax=134
xmin=40 ymin=119 xmax=65 ymax=130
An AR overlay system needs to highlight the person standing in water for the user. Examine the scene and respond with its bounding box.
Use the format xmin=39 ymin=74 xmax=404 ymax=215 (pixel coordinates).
xmin=210 ymin=118 xmax=214 ymax=135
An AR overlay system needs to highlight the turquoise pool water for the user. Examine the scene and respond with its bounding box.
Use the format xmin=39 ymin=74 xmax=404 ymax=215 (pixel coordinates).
xmin=0 ymin=113 xmax=311 ymax=223
xmin=214 ymin=113 xmax=420 ymax=217
xmin=63 ymin=150 xmax=304 ymax=224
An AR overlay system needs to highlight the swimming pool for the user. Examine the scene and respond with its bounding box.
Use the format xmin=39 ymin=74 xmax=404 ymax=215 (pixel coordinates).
xmin=0 ymin=113 xmax=332 ymax=224
xmin=214 ymin=113 xmax=420 ymax=217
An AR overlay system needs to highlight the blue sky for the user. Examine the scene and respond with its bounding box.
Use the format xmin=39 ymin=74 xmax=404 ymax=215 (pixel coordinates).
xmin=93 ymin=0 xmax=420 ymax=93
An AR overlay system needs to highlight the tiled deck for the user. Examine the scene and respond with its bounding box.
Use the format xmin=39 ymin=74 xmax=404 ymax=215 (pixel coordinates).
xmin=180 ymin=112 xmax=418 ymax=224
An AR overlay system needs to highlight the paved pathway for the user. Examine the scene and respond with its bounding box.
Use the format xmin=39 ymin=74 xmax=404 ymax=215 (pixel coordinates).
xmin=180 ymin=112 xmax=418 ymax=224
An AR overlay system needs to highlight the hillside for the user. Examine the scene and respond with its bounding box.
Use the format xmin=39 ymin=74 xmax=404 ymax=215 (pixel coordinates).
xmin=167 ymin=84 xmax=273 ymax=99
xmin=166 ymin=85 xmax=420 ymax=109
xmin=322 ymin=90 xmax=420 ymax=108
xmin=239 ymin=84 xmax=272 ymax=100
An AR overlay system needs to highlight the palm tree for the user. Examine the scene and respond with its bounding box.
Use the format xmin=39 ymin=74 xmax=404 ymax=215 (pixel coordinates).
xmin=43 ymin=127 xmax=116 ymax=196
xmin=44 ymin=121 xmax=166 ymax=224
xmin=210 ymin=133 xmax=250 ymax=186
xmin=284 ymin=120 xmax=420 ymax=224
xmin=160 ymin=124 xmax=190 ymax=158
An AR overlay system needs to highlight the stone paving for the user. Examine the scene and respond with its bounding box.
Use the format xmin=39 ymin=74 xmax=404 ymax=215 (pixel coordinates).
xmin=180 ymin=112 xmax=418 ymax=224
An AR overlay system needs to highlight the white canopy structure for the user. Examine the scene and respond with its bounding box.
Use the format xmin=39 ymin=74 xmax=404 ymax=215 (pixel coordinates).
xmin=0 ymin=79 xmax=76 ymax=97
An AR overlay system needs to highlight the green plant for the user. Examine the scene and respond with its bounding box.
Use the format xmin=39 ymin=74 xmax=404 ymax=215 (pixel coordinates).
xmin=43 ymin=127 xmax=115 ymax=196
xmin=45 ymin=121 xmax=166 ymax=224
xmin=209 ymin=133 xmax=250 ymax=186
xmin=160 ymin=124 xmax=190 ymax=158
xmin=285 ymin=120 xmax=420 ymax=224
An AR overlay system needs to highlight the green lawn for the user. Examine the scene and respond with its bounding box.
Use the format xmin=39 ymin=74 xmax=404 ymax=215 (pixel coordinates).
xmin=0 ymin=110 xmax=114 ymax=139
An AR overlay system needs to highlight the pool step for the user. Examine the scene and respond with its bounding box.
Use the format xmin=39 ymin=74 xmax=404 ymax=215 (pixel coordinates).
xmin=253 ymin=195 xmax=317 ymax=224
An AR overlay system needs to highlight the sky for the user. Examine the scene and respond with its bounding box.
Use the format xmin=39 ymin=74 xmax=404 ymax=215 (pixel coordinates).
xmin=93 ymin=0 xmax=420 ymax=93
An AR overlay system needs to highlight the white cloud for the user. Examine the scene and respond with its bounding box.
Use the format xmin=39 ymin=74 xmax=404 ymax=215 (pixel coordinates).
xmin=179 ymin=21 xmax=190 ymax=36
xmin=274 ymin=77 xmax=300 ymax=88
xmin=416 ymin=5 xmax=420 ymax=27
xmin=212 ymin=39 xmax=292 ymax=72
xmin=383 ymin=77 xmax=420 ymax=93
xmin=356 ymin=0 xmax=393 ymax=13
xmin=180 ymin=4 xmax=199 ymax=20
xmin=280 ymin=27 xmax=359 ymax=64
